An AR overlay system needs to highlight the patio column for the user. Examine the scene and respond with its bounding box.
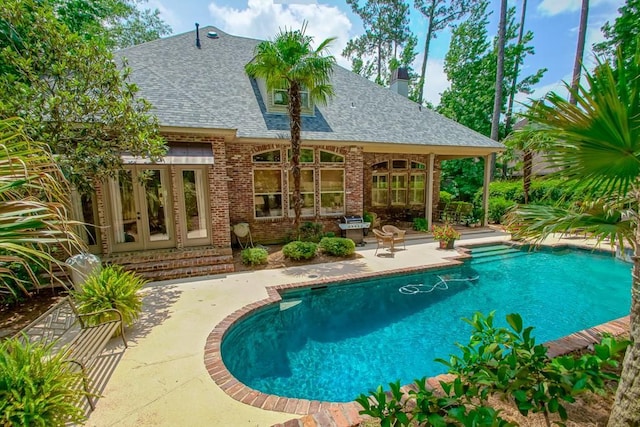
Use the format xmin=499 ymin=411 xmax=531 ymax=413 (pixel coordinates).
xmin=425 ymin=153 xmax=435 ymax=230
xmin=482 ymin=154 xmax=492 ymax=226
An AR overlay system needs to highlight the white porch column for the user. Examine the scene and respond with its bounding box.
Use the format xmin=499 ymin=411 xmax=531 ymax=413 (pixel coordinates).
xmin=425 ymin=153 xmax=435 ymax=230
xmin=482 ymin=154 xmax=492 ymax=226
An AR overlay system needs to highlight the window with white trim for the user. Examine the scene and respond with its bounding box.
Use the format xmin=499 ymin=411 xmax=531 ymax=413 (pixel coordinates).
xmin=409 ymin=173 xmax=426 ymax=204
xmin=391 ymin=174 xmax=407 ymax=205
xmin=372 ymin=174 xmax=388 ymax=206
xmin=253 ymin=169 xmax=283 ymax=218
xmin=288 ymin=169 xmax=315 ymax=216
xmin=320 ymin=169 xmax=345 ymax=215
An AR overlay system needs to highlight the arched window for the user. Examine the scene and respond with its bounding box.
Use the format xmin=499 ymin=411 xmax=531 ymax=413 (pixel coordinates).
xmin=319 ymin=150 xmax=344 ymax=163
xmin=252 ymin=149 xmax=281 ymax=163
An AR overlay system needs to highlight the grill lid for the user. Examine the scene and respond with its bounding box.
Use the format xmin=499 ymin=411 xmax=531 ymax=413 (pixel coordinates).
xmin=342 ymin=215 xmax=363 ymax=223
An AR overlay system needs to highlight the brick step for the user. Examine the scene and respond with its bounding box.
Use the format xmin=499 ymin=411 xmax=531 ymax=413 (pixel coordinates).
xmin=113 ymin=254 xmax=233 ymax=274
xmin=103 ymin=247 xmax=229 ymax=266
xmin=135 ymin=263 xmax=234 ymax=282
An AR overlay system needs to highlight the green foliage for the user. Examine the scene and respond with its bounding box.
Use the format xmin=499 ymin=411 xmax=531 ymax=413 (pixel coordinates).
xmin=241 ymin=247 xmax=268 ymax=266
xmin=437 ymin=1 xmax=545 ymax=139
xmin=324 ymin=231 xmax=336 ymax=238
xmin=474 ymin=179 xmax=581 ymax=207
xmin=442 ymin=312 xmax=629 ymax=423
xmin=363 ymin=212 xmax=374 ymax=224
xmin=412 ymin=217 xmax=428 ymax=232
xmin=72 ymin=265 xmax=146 ymax=327
xmin=440 ymin=158 xmax=486 ymax=201
xmin=282 ymin=241 xmax=318 ymax=261
xmin=594 ymin=0 xmax=639 ymax=70
xmin=319 ymin=237 xmax=355 ymax=257
xmin=50 ymin=0 xmax=171 ymax=49
xmin=0 ymin=337 xmax=87 ymax=426
xmin=357 ymin=312 xmax=628 ymax=426
xmin=439 ymin=191 xmax=453 ymax=205
xmin=0 ymin=119 xmax=85 ymax=301
xmin=298 ymin=222 xmax=324 ymax=242
xmin=343 ymin=0 xmax=415 ymax=86
xmin=0 ymin=0 xmax=167 ymax=193
xmin=488 ymin=197 xmax=516 ymax=223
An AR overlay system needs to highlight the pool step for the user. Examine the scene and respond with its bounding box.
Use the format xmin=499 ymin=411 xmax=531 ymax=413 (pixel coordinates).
xmin=470 ymin=245 xmax=524 ymax=264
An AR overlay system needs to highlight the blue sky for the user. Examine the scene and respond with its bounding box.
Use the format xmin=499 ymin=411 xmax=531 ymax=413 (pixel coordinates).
xmin=146 ymin=0 xmax=625 ymax=106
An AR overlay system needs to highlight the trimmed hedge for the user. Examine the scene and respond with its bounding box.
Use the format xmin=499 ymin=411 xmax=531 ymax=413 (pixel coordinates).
xmin=319 ymin=237 xmax=356 ymax=257
xmin=241 ymin=247 xmax=268 ymax=266
xmin=282 ymin=241 xmax=317 ymax=260
xmin=488 ymin=197 xmax=516 ymax=224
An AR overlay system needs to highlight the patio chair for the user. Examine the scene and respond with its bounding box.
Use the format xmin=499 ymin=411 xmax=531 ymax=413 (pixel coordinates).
xmin=372 ymin=229 xmax=394 ymax=255
xmin=382 ymin=225 xmax=406 ymax=250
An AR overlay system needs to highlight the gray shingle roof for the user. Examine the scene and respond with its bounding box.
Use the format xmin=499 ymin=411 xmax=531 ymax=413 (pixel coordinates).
xmin=116 ymin=27 xmax=503 ymax=150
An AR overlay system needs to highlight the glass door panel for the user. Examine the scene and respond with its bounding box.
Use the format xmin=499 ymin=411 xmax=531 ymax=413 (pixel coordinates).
xmin=181 ymin=169 xmax=209 ymax=244
xmin=143 ymin=170 xmax=171 ymax=242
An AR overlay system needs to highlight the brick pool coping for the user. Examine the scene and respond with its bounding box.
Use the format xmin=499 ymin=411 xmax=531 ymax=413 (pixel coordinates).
xmin=203 ymin=245 xmax=631 ymax=427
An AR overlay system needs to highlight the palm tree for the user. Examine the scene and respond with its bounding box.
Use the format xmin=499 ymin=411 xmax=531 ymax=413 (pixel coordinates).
xmin=490 ymin=0 xmax=508 ymax=142
xmin=245 ymin=24 xmax=336 ymax=231
xmin=0 ymin=118 xmax=85 ymax=299
xmin=505 ymin=49 xmax=640 ymax=426
xmin=570 ymin=0 xmax=589 ymax=105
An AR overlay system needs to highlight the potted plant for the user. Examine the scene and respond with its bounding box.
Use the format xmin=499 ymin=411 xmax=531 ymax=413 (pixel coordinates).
xmin=432 ymin=223 xmax=461 ymax=249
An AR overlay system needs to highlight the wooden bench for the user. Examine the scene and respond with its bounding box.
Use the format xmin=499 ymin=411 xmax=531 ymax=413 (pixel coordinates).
xmin=15 ymin=296 xmax=127 ymax=410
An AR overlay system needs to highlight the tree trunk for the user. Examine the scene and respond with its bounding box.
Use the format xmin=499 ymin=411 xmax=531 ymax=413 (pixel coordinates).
xmin=523 ymin=149 xmax=532 ymax=204
xmin=288 ymin=82 xmax=302 ymax=232
xmin=490 ymin=0 xmax=507 ymax=143
xmin=417 ymin=3 xmax=436 ymax=105
xmin=607 ymin=192 xmax=640 ymax=426
xmin=504 ymin=0 xmax=528 ymax=136
xmin=569 ymin=0 xmax=589 ymax=105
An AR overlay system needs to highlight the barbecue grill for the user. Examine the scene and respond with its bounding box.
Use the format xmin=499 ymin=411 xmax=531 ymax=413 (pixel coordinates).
xmin=338 ymin=215 xmax=371 ymax=246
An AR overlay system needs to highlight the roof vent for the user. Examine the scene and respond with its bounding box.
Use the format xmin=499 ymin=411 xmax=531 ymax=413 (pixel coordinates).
xmin=207 ymin=31 xmax=219 ymax=39
xmin=195 ymin=23 xmax=201 ymax=49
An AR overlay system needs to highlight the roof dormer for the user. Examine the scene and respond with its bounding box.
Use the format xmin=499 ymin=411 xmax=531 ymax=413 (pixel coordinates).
xmin=255 ymin=79 xmax=314 ymax=116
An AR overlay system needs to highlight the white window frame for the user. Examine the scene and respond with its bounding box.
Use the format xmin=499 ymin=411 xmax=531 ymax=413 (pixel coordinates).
xmin=319 ymin=168 xmax=345 ymax=216
xmin=390 ymin=173 xmax=407 ymax=206
xmin=253 ymin=169 xmax=283 ymax=219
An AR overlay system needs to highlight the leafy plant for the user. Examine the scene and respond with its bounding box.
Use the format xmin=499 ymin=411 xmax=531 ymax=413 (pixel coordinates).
xmin=357 ymin=312 xmax=629 ymax=427
xmin=0 ymin=118 xmax=85 ymax=302
xmin=488 ymin=197 xmax=516 ymax=223
xmin=72 ymin=265 xmax=147 ymax=327
xmin=0 ymin=337 xmax=87 ymax=426
xmin=441 ymin=312 xmax=629 ymax=426
xmin=298 ymin=222 xmax=324 ymax=242
xmin=431 ymin=223 xmax=461 ymax=242
xmin=282 ymin=241 xmax=317 ymax=260
xmin=412 ymin=217 xmax=428 ymax=232
xmin=319 ymin=237 xmax=355 ymax=257
xmin=241 ymin=247 xmax=268 ymax=266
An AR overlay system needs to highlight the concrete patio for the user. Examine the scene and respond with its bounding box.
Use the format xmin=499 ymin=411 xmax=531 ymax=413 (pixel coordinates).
xmin=86 ymin=230 xmax=513 ymax=426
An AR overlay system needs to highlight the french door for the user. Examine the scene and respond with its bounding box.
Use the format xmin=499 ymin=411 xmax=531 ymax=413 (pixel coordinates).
xmin=109 ymin=166 xmax=175 ymax=251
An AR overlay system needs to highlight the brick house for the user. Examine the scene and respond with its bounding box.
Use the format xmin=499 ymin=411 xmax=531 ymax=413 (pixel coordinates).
xmin=77 ymin=26 xmax=504 ymax=279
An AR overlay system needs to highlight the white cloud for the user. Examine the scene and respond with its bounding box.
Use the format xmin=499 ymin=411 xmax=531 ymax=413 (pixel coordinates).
xmin=145 ymin=0 xmax=183 ymax=31
xmin=421 ymin=59 xmax=449 ymax=107
xmin=207 ymin=0 xmax=353 ymax=67
xmin=537 ymin=0 xmax=621 ymax=16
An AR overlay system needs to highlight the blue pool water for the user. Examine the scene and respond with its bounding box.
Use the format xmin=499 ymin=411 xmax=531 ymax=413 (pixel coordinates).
xmin=221 ymin=245 xmax=631 ymax=402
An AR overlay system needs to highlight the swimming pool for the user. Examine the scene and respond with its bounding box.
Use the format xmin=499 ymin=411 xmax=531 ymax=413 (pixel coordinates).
xmin=220 ymin=245 xmax=631 ymax=403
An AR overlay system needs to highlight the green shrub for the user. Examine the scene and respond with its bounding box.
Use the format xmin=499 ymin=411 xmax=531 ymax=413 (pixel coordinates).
xmin=439 ymin=191 xmax=453 ymax=204
xmin=0 ymin=338 xmax=87 ymax=426
xmin=324 ymin=231 xmax=336 ymax=238
xmin=298 ymin=222 xmax=324 ymax=242
xmin=363 ymin=212 xmax=373 ymax=224
xmin=319 ymin=237 xmax=355 ymax=257
xmin=282 ymin=241 xmax=317 ymax=260
xmin=488 ymin=197 xmax=516 ymax=224
xmin=241 ymin=247 xmax=268 ymax=266
xmin=412 ymin=217 xmax=428 ymax=232
xmin=71 ymin=265 xmax=146 ymax=328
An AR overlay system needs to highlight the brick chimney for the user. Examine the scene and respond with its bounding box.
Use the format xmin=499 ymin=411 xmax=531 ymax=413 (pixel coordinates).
xmin=390 ymin=67 xmax=409 ymax=98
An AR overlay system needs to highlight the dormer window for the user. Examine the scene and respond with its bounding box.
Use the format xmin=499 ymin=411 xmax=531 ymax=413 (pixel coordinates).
xmin=273 ymin=88 xmax=311 ymax=109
